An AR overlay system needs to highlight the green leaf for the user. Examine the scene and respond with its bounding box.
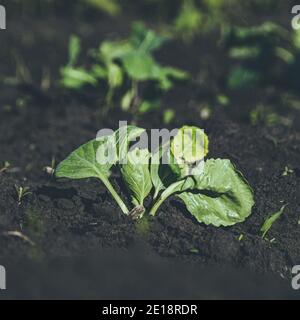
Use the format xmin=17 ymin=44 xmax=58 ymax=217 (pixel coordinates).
xmin=60 ymin=66 xmax=98 ymax=89
xmin=121 ymin=148 xmax=152 ymax=207
xmin=171 ymin=126 xmax=209 ymax=164
xmin=153 ymin=66 xmax=188 ymax=91
xmin=55 ymin=125 xmax=145 ymax=178
xmin=130 ymin=21 xmax=169 ymax=53
xmin=260 ymin=205 xmax=286 ymax=239
xmin=114 ymin=125 xmax=146 ymax=163
xmin=107 ymin=62 xmax=123 ymax=88
xmin=85 ymin=0 xmax=121 ymax=17
xmin=228 ymin=46 xmax=261 ymax=59
xmin=227 ymin=67 xmax=260 ymax=90
xmin=122 ymin=52 xmax=156 ymax=81
xmin=163 ymin=109 xmax=175 ymax=125
xmin=91 ymin=64 xmax=107 ymax=79
xmin=233 ymin=22 xmax=288 ymax=41
xmin=162 ymin=67 xmax=189 ymax=80
xmin=174 ymin=0 xmax=203 ymax=40
xmin=68 ymin=35 xmax=81 ymax=66
xmin=138 ymin=100 xmax=160 ymax=114
xmin=99 ymin=40 xmax=131 ymax=63
xmin=55 ymin=138 xmax=114 ymax=180
xmin=292 ymin=29 xmax=300 ymax=49
xmin=121 ymin=89 xmax=135 ymax=111
xmin=170 ymin=126 xmax=209 ymax=178
xmin=55 ymin=125 xmax=145 ymax=215
xmin=178 ymin=159 xmax=254 ymax=227
xmin=274 ymin=47 xmax=295 ymax=64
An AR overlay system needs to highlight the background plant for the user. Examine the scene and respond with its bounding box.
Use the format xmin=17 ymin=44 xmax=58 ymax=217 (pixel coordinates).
xmin=60 ymin=22 xmax=188 ymax=117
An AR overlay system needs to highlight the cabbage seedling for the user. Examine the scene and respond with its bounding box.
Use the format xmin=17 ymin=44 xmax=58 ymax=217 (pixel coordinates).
xmin=55 ymin=125 xmax=254 ymax=226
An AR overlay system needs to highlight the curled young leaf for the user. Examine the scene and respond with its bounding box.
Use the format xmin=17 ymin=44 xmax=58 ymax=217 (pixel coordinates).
xmin=170 ymin=126 xmax=209 ymax=178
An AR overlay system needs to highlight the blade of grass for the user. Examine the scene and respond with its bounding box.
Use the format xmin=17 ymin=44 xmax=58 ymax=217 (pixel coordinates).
xmin=260 ymin=205 xmax=287 ymax=239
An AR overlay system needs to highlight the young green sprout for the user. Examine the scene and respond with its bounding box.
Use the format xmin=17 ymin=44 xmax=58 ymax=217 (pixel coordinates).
xmin=55 ymin=125 xmax=254 ymax=227
xmin=14 ymin=185 xmax=31 ymax=206
xmin=260 ymin=205 xmax=286 ymax=239
xmin=0 ymin=161 xmax=10 ymax=174
xmin=44 ymin=157 xmax=56 ymax=176
xmin=282 ymin=166 xmax=293 ymax=177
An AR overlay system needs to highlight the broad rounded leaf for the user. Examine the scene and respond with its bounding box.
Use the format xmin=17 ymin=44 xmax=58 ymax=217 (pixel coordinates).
xmin=178 ymin=159 xmax=254 ymax=227
xmin=55 ymin=125 xmax=145 ymax=180
xmin=55 ymin=138 xmax=113 ymax=180
xmin=122 ymin=52 xmax=156 ymax=81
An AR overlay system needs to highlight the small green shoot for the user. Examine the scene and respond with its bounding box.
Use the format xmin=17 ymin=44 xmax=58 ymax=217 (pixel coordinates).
xmin=260 ymin=205 xmax=287 ymax=239
xmin=84 ymin=0 xmax=121 ymax=16
xmin=174 ymin=0 xmax=203 ymax=41
xmin=14 ymin=185 xmax=31 ymax=206
xmin=250 ymin=105 xmax=280 ymax=127
xmin=44 ymin=157 xmax=56 ymax=176
xmin=282 ymin=166 xmax=293 ymax=177
xmin=238 ymin=234 xmax=244 ymax=241
xmin=0 ymin=161 xmax=10 ymax=174
xmin=163 ymin=109 xmax=175 ymax=125
xmin=217 ymin=95 xmax=229 ymax=106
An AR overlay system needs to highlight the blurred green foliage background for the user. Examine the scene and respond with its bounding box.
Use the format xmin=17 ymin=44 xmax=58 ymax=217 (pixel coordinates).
xmin=1 ymin=0 xmax=300 ymax=128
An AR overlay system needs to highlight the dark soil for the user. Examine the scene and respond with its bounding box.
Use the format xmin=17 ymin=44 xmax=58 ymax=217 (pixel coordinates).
xmin=0 ymin=5 xmax=300 ymax=299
